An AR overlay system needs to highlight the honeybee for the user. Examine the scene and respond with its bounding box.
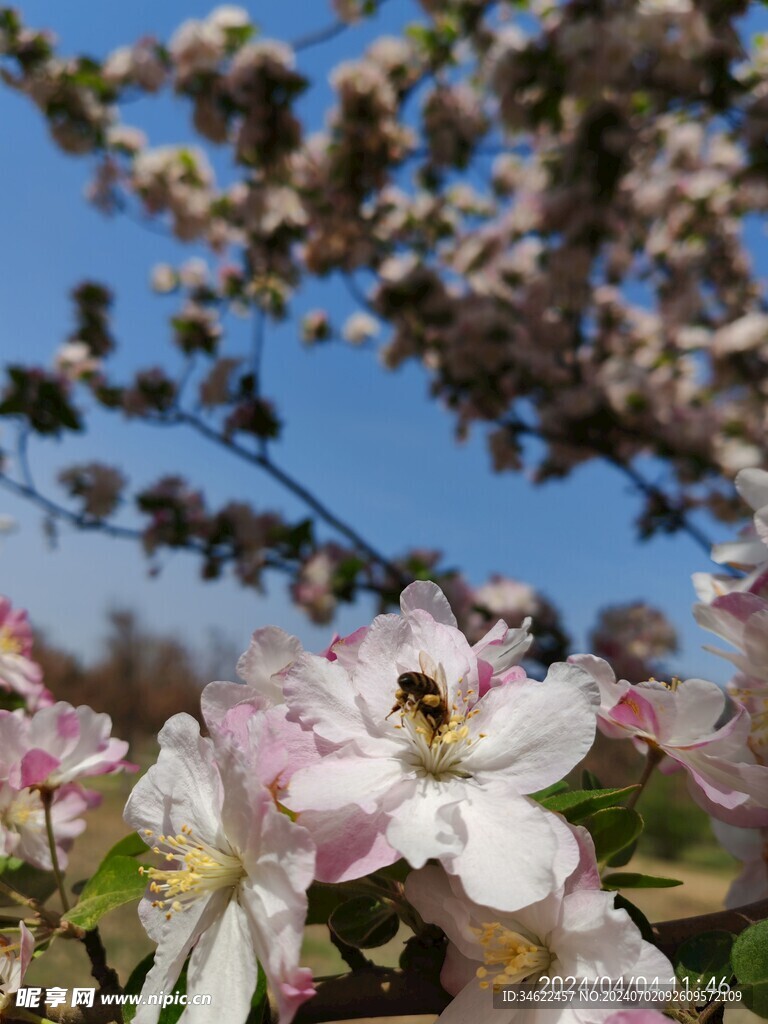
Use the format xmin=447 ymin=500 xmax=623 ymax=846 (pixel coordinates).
xmin=386 ymin=651 xmax=450 ymax=737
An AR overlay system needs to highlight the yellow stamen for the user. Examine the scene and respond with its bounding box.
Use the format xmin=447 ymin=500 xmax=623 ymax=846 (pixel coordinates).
xmin=472 ymin=922 xmax=552 ymax=988
xmin=141 ymin=825 xmax=245 ymax=917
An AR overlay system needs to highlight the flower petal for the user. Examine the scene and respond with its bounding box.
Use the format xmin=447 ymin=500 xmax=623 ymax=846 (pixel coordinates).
xmin=400 ymin=580 xmax=458 ymax=627
xmin=134 ymin=892 xmax=223 ymax=1024
xmin=183 ymin=897 xmax=257 ymax=1024
xmin=384 ymin=777 xmax=467 ymax=867
xmin=282 ymin=654 xmax=369 ymax=745
xmin=447 ymin=791 xmax=579 ymax=912
xmin=286 ymin=750 xmax=402 ymax=814
xmin=462 ymin=664 xmax=598 ymax=792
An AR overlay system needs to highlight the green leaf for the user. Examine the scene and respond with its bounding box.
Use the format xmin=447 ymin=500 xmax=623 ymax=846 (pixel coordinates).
xmin=531 ymin=781 xmax=569 ymax=801
xmin=606 ymin=837 xmax=638 ymax=868
xmin=602 ymin=872 xmax=683 ymax=890
xmin=0 ymin=857 xmax=57 ymax=904
xmin=613 ymin=894 xmax=654 ymax=943
xmin=585 ymin=807 xmax=643 ymax=862
xmin=62 ymin=856 xmax=147 ymax=930
xmin=101 ymin=833 xmax=149 ymax=860
xmin=581 ymin=770 xmax=603 ymax=790
xmin=675 ymin=931 xmax=734 ymax=989
xmin=246 ymin=964 xmax=269 ymax=1024
xmin=541 ymin=786 xmax=639 ymax=823
xmin=329 ymin=896 xmax=400 ymax=949
xmin=732 ymin=921 xmax=768 ymax=1017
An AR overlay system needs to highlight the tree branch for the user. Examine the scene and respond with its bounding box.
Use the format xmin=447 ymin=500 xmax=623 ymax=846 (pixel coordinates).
xmin=505 ymin=415 xmax=729 ymax=565
xmin=651 ymin=896 xmax=768 ymax=958
xmin=292 ymin=1 xmax=391 ymax=53
xmin=290 ymin=898 xmax=768 ymax=1022
xmin=294 ymin=965 xmax=450 ymax=1024
xmin=173 ymin=410 xmax=408 ymax=584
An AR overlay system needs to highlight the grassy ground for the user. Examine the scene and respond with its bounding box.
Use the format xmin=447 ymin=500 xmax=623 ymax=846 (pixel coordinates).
xmin=19 ymin=765 xmax=757 ymax=1024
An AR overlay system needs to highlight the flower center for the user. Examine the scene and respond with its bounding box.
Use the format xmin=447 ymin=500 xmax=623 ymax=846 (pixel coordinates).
xmin=473 ymin=922 xmax=552 ymax=989
xmin=729 ymin=682 xmax=768 ymax=764
xmin=140 ymin=825 xmax=246 ymax=919
xmin=0 ymin=628 xmax=22 ymax=656
xmin=1 ymin=789 xmax=43 ymax=832
xmin=400 ymin=710 xmax=479 ymax=780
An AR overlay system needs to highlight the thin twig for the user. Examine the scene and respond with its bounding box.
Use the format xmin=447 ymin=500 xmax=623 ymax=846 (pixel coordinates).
xmin=506 ymin=415 xmax=730 ymax=565
xmin=175 ymin=411 xmax=408 ymax=584
xmin=698 ymin=999 xmax=724 ymax=1024
xmin=0 ymin=469 xmax=397 ymax=598
xmin=626 ymin=746 xmax=663 ymax=811
xmin=41 ymin=790 xmax=69 ymax=913
xmin=292 ymin=0 xmax=390 ymax=53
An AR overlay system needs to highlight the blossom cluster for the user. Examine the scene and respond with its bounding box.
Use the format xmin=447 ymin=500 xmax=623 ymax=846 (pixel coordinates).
xmin=0 ymin=596 xmax=133 ymax=1008
xmin=2 ymin=512 xmax=768 ymax=1021
xmin=2 ymin=0 xmax=768 ymax=585
xmin=689 ymin=468 xmax=768 ymax=906
xmin=117 ymin=574 xmax=766 ymax=1023
xmin=0 ymin=599 xmax=132 ymax=870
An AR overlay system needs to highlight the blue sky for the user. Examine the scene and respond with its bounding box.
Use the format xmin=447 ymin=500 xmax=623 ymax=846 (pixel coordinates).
xmin=0 ymin=0 xmax=757 ymax=680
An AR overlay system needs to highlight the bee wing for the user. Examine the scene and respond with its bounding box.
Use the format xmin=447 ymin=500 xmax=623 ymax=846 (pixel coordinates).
xmin=418 ymin=650 xmax=439 ymax=678
xmin=436 ymin=661 xmax=448 ymax=701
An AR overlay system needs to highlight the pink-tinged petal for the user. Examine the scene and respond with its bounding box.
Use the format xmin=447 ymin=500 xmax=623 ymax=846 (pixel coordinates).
xmin=328 ymin=625 xmax=369 ymax=671
xmin=566 ymin=825 xmax=601 ymax=893
xmin=462 ymin=664 xmax=598 ymax=792
xmin=400 ymin=580 xmax=458 ymax=627
xmin=447 ymin=792 xmax=579 ymax=912
xmin=686 ymin=699 xmax=753 ymax=750
xmin=236 ymin=626 xmax=303 ymax=705
xmin=725 ymin=856 xmax=768 ymax=908
xmin=744 ymin=610 xmax=768 ymax=676
xmin=285 ymin=751 xmax=403 ymax=815
xmin=713 ymin=591 xmax=766 ymax=624
xmin=56 ymin=707 xmax=80 ymax=739
xmin=282 ymin=654 xmax=369 ymax=745
xmin=0 ymin=711 xmax=28 ymax=780
xmin=19 ymin=749 xmax=61 ymax=788
xmin=134 ymin=891 xmax=223 ymax=1024
xmin=431 ymin=977 xmax=499 ymax=1024
xmin=605 ymin=1012 xmax=672 ymax=1024
xmin=472 ymin=618 xmax=533 ymax=679
xmin=22 ymin=703 xmax=132 ymax=785
xmin=608 ymin=690 xmax=660 ymax=737
xmin=17 ymin=921 xmax=34 ymax=978
xmin=568 ymin=654 xmax=628 ymax=712
xmin=406 ymin=866 xmax=482 ymax=966
xmin=245 ymin=706 xmax=324 ymax=798
xmin=201 ymin=680 xmax=269 ymax=734
xmin=184 ymin=898 xmax=257 ymax=1024
xmin=384 ymin=777 xmax=467 ymax=867
xmin=710 ymin=821 xmax=768 ymax=907
xmin=274 ymin=970 xmax=316 ymax=1024
xmin=681 ymin=750 xmax=768 ymax=826
xmin=663 ymin=678 xmax=725 ymax=744
xmin=302 ymin=805 xmax=396 ymax=883
xmin=441 ymin=942 xmax=481 ymax=996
